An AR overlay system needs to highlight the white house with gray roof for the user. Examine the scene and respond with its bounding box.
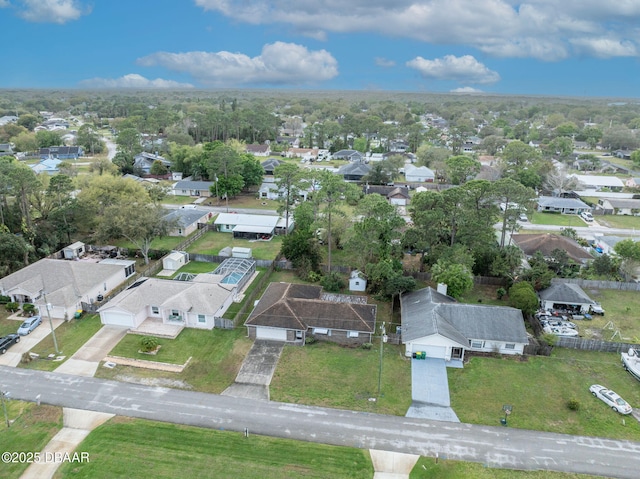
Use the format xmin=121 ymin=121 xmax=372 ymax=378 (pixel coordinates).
xmin=214 ymin=213 xmax=293 ymax=238
xmin=536 ymin=196 xmax=590 ymax=215
xmin=172 ymin=179 xmax=214 ymax=197
xmin=0 ymin=258 xmax=136 ymax=320
xmin=538 ymin=282 xmax=596 ymax=313
xmin=400 ymin=287 xmax=528 ymax=362
xmin=98 ymin=275 xmax=235 ymax=330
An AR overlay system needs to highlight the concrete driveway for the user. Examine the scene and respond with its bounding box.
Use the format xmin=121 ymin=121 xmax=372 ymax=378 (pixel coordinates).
xmin=222 ymin=339 xmax=284 ymax=400
xmin=54 ymin=325 xmax=128 ymax=377
xmin=406 ymin=357 xmax=460 ymax=422
xmin=0 ymin=318 xmax=64 ymax=367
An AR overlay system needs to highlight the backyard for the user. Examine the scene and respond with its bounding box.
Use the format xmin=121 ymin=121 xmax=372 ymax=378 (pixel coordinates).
xmin=186 ymin=231 xmax=283 ymax=260
xmin=578 ymin=289 xmax=640 ymax=342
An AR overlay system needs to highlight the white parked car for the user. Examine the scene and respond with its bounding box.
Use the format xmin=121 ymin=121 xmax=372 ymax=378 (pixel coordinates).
xmin=589 ymin=384 xmax=633 ymax=414
xmin=580 ymin=211 xmax=594 ymax=222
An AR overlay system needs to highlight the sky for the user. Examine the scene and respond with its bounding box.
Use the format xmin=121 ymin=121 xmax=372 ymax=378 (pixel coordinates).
xmin=1 ymin=0 xmax=640 ymax=97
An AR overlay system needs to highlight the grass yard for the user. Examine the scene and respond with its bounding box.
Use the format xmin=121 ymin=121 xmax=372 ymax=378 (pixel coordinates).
xmin=0 ymin=309 xmax=22 ymax=337
xmin=530 ymin=211 xmax=587 ymax=227
xmin=449 ymin=349 xmax=640 ymax=441
xmin=579 ymin=289 xmax=640 ymax=342
xmin=0 ymin=403 xmax=62 ymax=479
xmin=96 ymin=327 xmax=251 ymax=393
xmin=20 ymin=314 xmax=103 ymax=372
xmin=199 ymin=193 xmax=280 ymax=210
xmin=595 ymin=214 xmax=640 ymax=229
xmin=409 ymin=457 xmax=603 ymax=479
xmin=160 ymin=194 xmax=199 ymax=205
xmin=270 ymin=342 xmax=412 ymax=416
xmin=113 ymin=235 xmax=187 ymax=251
xmin=57 ymin=417 xmax=373 ymax=479
xmin=164 ymin=260 xmax=219 ymax=278
xmin=186 ymin=231 xmax=283 ymax=260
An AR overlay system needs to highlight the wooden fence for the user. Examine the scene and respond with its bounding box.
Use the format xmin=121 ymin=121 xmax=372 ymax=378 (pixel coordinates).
xmin=555 ymin=337 xmax=637 ymax=354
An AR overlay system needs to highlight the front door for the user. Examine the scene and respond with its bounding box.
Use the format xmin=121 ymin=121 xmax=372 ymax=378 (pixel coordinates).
xmin=451 ymin=347 xmax=463 ymax=360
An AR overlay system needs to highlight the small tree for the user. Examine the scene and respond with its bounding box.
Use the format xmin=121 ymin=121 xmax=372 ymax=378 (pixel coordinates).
xmin=508 ymin=281 xmax=539 ymax=317
xmin=430 ymin=260 xmax=473 ymax=299
xmin=139 ymin=336 xmax=159 ymax=353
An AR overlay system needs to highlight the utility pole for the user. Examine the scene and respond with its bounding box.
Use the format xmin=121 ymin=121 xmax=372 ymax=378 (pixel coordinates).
xmin=42 ymin=291 xmax=60 ymax=355
xmin=1 ymin=391 xmax=10 ymax=428
xmin=377 ymin=321 xmax=386 ymax=397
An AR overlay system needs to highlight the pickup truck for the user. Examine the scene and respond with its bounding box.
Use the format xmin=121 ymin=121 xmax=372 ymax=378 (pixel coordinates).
xmin=591 ymin=303 xmax=605 ymax=315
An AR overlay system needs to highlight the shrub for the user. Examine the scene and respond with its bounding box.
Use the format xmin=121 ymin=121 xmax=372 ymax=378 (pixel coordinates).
xmin=496 ymin=287 xmax=506 ymax=300
xmin=0 ymin=295 xmax=10 ymax=304
xmin=567 ymin=398 xmax=580 ymax=411
xmin=305 ymin=336 xmax=317 ymax=345
xmin=307 ymin=271 xmax=322 ymax=283
xmin=139 ymin=336 xmax=159 ymax=353
xmin=320 ymin=272 xmax=345 ymax=293
xmin=361 ymin=342 xmax=373 ymax=350
xmin=5 ymin=302 xmax=19 ymax=313
xmin=22 ymin=303 xmax=37 ymax=316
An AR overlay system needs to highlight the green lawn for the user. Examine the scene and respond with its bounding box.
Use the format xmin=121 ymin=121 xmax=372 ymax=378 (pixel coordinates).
xmin=530 ymin=212 xmax=587 ymax=227
xmin=113 ymin=235 xmax=187 ymax=251
xmin=0 ymin=309 xmax=22 ymax=337
xmin=0 ymin=403 xmax=62 ymax=479
xmin=579 ymin=289 xmax=640 ymax=342
xmin=449 ymin=349 xmax=640 ymax=441
xmin=186 ymin=231 xmax=283 ymax=260
xmin=20 ymin=314 xmax=103 ymax=371
xmin=199 ymin=193 xmax=279 ymax=210
xmin=96 ymin=327 xmax=252 ymax=393
xmin=57 ymin=417 xmax=373 ymax=479
xmin=596 ymin=214 xmax=640 ymax=229
xmin=410 ymin=457 xmax=603 ymax=479
xmin=164 ymin=260 xmax=219 ymax=278
xmin=270 ymin=342 xmax=412 ymax=416
xmin=160 ymin=194 xmax=199 ymax=205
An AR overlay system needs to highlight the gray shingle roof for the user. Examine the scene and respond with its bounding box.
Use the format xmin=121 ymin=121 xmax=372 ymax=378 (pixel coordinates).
xmin=537 ymin=196 xmax=589 ymax=209
xmin=538 ymin=282 xmax=595 ymax=305
xmin=400 ymin=287 xmax=527 ymax=345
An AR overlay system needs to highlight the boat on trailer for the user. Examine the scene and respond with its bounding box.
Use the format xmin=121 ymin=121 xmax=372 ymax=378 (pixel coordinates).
xmin=621 ymin=348 xmax=640 ymax=382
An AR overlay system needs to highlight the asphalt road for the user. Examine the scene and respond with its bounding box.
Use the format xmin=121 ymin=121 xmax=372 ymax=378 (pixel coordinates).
xmin=2 ymin=367 xmax=640 ymax=478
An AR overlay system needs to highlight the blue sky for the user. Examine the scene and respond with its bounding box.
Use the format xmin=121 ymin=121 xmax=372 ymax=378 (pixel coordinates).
xmin=1 ymin=0 xmax=640 ymax=97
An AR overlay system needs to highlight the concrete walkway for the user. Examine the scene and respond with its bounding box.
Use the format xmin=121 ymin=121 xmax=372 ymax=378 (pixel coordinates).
xmin=222 ymin=339 xmax=284 ymax=400
xmin=370 ymin=450 xmax=420 ymax=479
xmin=20 ymin=408 xmax=113 ymax=479
xmin=54 ymin=325 xmax=128 ymax=377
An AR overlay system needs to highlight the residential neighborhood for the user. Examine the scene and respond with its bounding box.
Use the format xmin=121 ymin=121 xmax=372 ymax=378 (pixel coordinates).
xmin=3 ymin=89 xmax=640 ymax=479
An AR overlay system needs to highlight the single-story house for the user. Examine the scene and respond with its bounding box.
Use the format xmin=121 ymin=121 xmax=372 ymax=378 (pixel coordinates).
xmin=244 ymin=282 xmax=376 ymax=345
xmin=363 ymin=185 xmax=410 ymax=206
xmin=401 ymin=287 xmax=528 ymax=361
xmin=38 ymin=146 xmax=83 ymax=160
xmin=134 ymin=152 xmax=171 ymax=174
xmin=597 ymin=198 xmax=640 ymax=216
xmin=570 ymin=174 xmax=624 ymax=192
xmin=258 ymin=177 xmax=310 ymax=201
xmin=99 ymin=275 xmax=236 ymax=330
xmin=538 ymin=282 xmax=596 ymax=314
xmin=261 ymin=158 xmax=283 ymax=175
xmin=163 ymin=208 xmax=211 ymax=236
xmin=285 ymin=148 xmax=318 ymax=161
xmin=614 ymin=150 xmax=633 ymax=160
xmin=162 ymin=251 xmax=189 ymax=271
xmin=536 ymin=196 xmax=591 ymax=215
xmin=333 ymin=149 xmax=365 ymax=162
xmin=0 ymin=143 xmax=14 ymax=157
xmin=337 ymin=162 xmax=371 ymax=181
xmin=245 ymin=144 xmax=271 ymax=157
xmin=626 ymin=178 xmax=640 ymax=188
xmin=172 ymin=179 xmax=214 ymax=197
xmin=510 ymin=234 xmax=593 ymax=265
xmin=0 ymin=257 xmax=136 ymax=320
xmin=404 ymin=164 xmax=435 ymax=183
xmin=30 ymin=157 xmax=62 ymax=175
xmin=214 ymin=212 xmax=293 ymax=238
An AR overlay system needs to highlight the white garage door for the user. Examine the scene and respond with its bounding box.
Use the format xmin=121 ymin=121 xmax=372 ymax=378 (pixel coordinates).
xmin=414 ymin=344 xmax=447 ymax=359
xmin=102 ymin=311 xmax=135 ymax=328
xmin=256 ymin=327 xmax=287 ymax=341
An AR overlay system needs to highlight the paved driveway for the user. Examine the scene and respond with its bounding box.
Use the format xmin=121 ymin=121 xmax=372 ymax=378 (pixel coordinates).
xmin=406 ymin=357 xmax=459 ymax=422
xmin=54 ymin=325 xmax=128 ymax=377
xmin=222 ymin=340 xmax=284 ymax=400
xmin=0 ymin=318 xmax=64 ymax=367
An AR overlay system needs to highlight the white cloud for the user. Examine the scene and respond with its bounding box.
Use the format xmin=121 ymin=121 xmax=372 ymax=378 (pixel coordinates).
xmin=570 ymin=37 xmax=638 ymax=58
xmin=451 ymin=87 xmax=483 ymax=93
xmin=194 ymin=0 xmax=640 ymax=60
xmin=375 ymin=57 xmax=396 ymax=68
xmin=407 ymin=55 xmax=500 ymax=84
xmin=78 ymin=74 xmax=194 ymax=89
xmin=137 ymin=42 xmax=338 ymax=86
xmin=17 ymin=0 xmax=88 ymax=24
xmin=0 ymin=0 xmax=9 ymax=8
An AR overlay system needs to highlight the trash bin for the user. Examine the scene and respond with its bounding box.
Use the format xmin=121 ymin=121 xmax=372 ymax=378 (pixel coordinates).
xmin=74 ymin=310 xmax=82 ymax=319
xmin=500 ymin=418 xmax=507 ymax=426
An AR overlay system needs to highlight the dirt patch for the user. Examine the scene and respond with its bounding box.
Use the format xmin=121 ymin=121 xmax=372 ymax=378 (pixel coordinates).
xmin=114 ymin=375 xmax=193 ymax=389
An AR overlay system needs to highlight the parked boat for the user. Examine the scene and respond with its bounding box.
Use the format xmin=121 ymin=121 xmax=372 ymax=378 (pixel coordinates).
xmin=621 ymin=348 xmax=640 ymax=382
xmin=543 ymin=325 xmax=579 ymax=337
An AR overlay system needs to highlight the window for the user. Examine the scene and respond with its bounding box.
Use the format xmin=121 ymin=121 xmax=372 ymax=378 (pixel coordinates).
xmin=470 ymin=340 xmax=484 ymax=349
xmin=354 ymin=281 xmax=360 ymax=286
xmin=313 ymin=328 xmax=328 ymax=335
xmin=347 ymin=331 xmax=359 ymax=338
xmin=295 ymin=331 xmax=303 ymax=340
xmin=171 ymin=310 xmax=180 ymax=317
xmin=178 ymin=229 xmax=183 ymax=235
xmin=151 ymin=306 xmax=159 ymax=315
xmin=504 ymin=343 xmax=515 ymax=350
xmin=198 ymin=314 xmax=206 ymax=323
